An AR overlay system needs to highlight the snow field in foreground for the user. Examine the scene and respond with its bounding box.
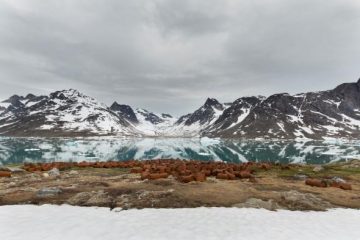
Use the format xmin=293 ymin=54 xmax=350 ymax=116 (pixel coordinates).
xmin=1 ymin=205 xmax=359 ymax=240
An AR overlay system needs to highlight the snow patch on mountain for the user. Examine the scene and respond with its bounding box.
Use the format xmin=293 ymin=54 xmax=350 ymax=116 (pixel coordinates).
xmin=132 ymin=108 xmax=177 ymax=136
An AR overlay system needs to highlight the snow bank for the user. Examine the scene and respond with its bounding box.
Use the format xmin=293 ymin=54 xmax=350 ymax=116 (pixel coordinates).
xmin=1 ymin=205 xmax=359 ymax=240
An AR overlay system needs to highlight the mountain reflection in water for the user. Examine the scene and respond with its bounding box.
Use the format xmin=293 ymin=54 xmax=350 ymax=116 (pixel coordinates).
xmin=0 ymin=137 xmax=359 ymax=165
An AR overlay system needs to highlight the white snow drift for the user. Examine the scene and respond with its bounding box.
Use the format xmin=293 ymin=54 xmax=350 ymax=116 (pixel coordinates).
xmin=0 ymin=205 xmax=359 ymax=240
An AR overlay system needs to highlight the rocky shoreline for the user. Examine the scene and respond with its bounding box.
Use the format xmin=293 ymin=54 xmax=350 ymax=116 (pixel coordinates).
xmin=0 ymin=159 xmax=359 ymax=211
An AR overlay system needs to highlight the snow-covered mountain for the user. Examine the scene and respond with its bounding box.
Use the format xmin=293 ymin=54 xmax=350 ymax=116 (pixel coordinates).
xmin=206 ymin=96 xmax=265 ymax=134
xmin=110 ymin=102 xmax=177 ymax=136
xmin=209 ymin=79 xmax=360 ymax=139
xmin=169 ymin=98 xmax=230 ymax=136
xmin=0 ymin=89 xmax=137 ymax=136
xmin=1 ymin=79 xmax=360 ymax=139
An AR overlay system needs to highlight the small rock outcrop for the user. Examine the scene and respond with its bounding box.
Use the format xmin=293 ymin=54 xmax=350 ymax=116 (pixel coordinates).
xmin=37 ymin=187 xmax=62 ymax=197
xmin=48 ymin=168 xmax=60 ymax=177
xmin=233 ymin=198 xmax=282 ymax=211
xmin=279 ymin=190 xmax=334 ymax=211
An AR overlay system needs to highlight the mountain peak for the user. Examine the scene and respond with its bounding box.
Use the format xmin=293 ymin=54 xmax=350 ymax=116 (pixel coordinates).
xmin=3 ymin=95 xmax=25 ymax=107
xmin=25 ymin=94 xmax=36 ymax=100
xmin=62 ymin=89 xmax=83 ymax=96
xmin=110 ymin=101 xmax=120 ymax=108
xmin=110 ymin=102 xmax=138 ymax=124
xmin=204 ymin=98 xmax=220 ymax=107
xmin=161 ymin=113 xmax=173 ymax=118
xmin=49 ymin=89 xmax=92 ymax=102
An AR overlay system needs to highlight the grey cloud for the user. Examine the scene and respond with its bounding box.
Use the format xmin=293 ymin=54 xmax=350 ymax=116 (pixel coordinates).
xmin=0 ymin=0 xmax=359 ymax=116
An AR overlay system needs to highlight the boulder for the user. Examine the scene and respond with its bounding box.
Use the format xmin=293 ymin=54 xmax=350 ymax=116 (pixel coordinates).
xmin=329 ymin=177 xmax=351 ymax=190
xmin=238 ymin=171 xmax=252 ymax=179
xmin=305 ymin=179 xmax=327 ymax=188
xmin=331 ymin=176 xmax=346 ymax=183
xmin=194 ymin=172 xmax=206 ymax=182
xmin=148 ymin=173 xmax=169 ymax=180
xmin=280 ymin=190 xmax=334 ymax=211
xmin=337 ymin=182 xmax=352 ymax=190
xmin=140 ymin=171 xmax=150 ymax=180
xmin=85 ymin=190 xmax=112 ymax=206
xmin=233 ymin=198 xmax=281 ymax=211
xmin=67 ymin=192 xmax=93 ymax=205
xmin=293 ymin=174 xmax=308 ymax=180
xmin=42 ymin=173 xmax=50 ymax=178
xmin=0 ymin=171 xmax=11 ymax=178
xmin=37 ymin=187 xmax=62 ymax=197
xmin=313 ymin=165 xmax=324 ymax=172
xmin=227 ymin=172 xmax=236 ymax=180
xmin=178 ymin=175 xmax=194 ymax=183
xmin=69 ymin=170 xmax=79 ymax=175
xmin=216 ymin=172 xmax=229 ymax=180
xmin=48 ymin=168 xmax=60 ymax=177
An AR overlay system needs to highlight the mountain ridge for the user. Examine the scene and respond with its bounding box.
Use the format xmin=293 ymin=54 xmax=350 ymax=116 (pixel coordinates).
xmin=1 ymin=79 xmax=360 ymax=139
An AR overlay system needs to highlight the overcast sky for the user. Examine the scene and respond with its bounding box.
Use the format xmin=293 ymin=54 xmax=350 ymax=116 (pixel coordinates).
xmin=0 ymin=0 xmax=359 ymax=116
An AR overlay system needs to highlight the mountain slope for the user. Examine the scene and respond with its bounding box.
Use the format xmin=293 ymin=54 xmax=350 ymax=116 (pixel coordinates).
xmin=209 ymin=79 xmax=360 ymax=139
xmin=170 ymin=98 xmax=229 ymax=136
xmin=0 ymin=89 xmax=137 ymax=136
xmin=110 ymin=102 xmax=177 ymax=136
xmin=206 ymin=96 xmax=265 ymax=134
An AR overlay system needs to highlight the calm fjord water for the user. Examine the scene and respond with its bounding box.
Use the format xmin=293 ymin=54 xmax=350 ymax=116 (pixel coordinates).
xmin=0 ymin=137 xmax=359 ymax=165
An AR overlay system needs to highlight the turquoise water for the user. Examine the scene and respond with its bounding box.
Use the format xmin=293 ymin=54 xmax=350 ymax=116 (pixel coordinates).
xmin=0 ymin=137 xmax=359 ymax=165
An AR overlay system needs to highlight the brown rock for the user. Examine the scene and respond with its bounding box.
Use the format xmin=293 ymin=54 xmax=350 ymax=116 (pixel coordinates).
xmin=305 ymin=179 xmax=327 ymax=188
xmin=178 ymin=175 xmax=194 ymax=183
xmin=194 ymin=172 xmax=206 ymax=182
xmin=216 ymin=172 xmax=228 ymax=180
xmin=239 ymin=171 xmax=252 ymax=179
xmin=0 ymin=171 xmax=11 ymax=178
xmin=148 ymin=173 xmax=169 ymax=180
xmin=338 ymin=182 xmax=352 ymax=190
xmin=140 ymin=171 xmax=150 ymax=180
xmin=227 ymin=172 xmax=236 ymax=180
xmin=130 ymin=167 xmax=142 ymax=174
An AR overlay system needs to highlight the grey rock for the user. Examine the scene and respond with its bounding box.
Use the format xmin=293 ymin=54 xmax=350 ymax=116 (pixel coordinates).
xmin=85 ymin=190 xmax=112 ymax=206
xmin=37 ymin=187 xmax=62 ymax=197
xmin=232 ymin=198 xmax=282 ymax=211
xmin=293 ymin=174 xmax=308 ymax=180
xmin=67 ymin=191 xmax=112 ymax=206
xmin=8 ymin=167 xmax=26 ymax=173
xmin=280 ymin=190 xmax=334 ymax=211
xmin=332 ymin=176 xmax=346 ymax=183
xmin=48 ymin=168 xmax=60 ymax=177
xmin=313 ymin=165 xmax=324 ymax=172
xmin=68 ymin=170 xmax=79 ymax=175
xmin=67 ymin=192 xmax=92 ymax=205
